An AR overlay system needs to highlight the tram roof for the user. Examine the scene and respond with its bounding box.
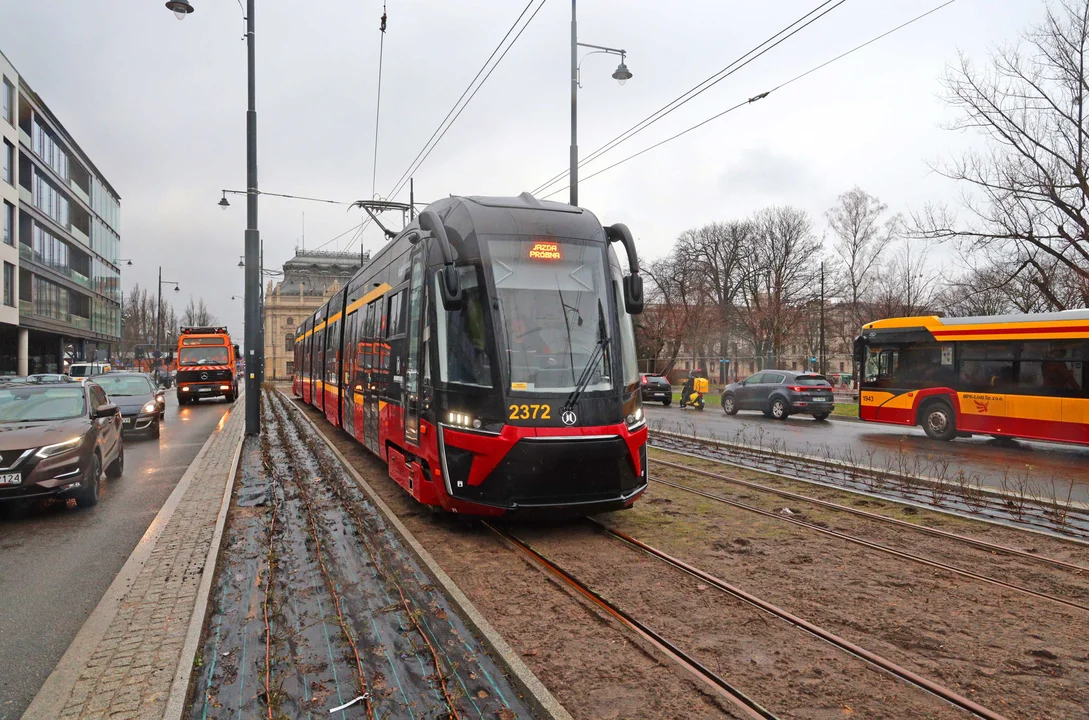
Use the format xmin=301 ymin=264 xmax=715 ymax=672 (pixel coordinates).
xmin=434 ymin=192 xmax=606 ymax=241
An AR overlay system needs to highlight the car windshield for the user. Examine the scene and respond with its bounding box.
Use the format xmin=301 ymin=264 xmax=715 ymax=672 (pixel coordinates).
xmin=0 ymin=387 xmax=86 ymax=421
xmin=179 ymin=347 xmax=229 ymax=366
xmin=487 ymin=237 xmax=613 ymax=393
xmin=95 ymin=375 xmax=153 ymax=396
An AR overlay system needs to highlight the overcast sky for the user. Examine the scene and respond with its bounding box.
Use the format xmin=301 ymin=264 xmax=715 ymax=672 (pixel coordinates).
xmin=0 ymin=0 xmax=1044 ymax=338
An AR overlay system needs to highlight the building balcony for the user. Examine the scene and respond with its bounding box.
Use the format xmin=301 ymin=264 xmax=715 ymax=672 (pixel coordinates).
xmin=19 ymin=185 xmax=32 ymax=206
xmin=18 ymin=127 xmax=30 ymax=150
xmin=69 ymin=181 xmax=89 ymax=205
xmin=69 ymin=224 xmax=89 ymax=247
xmin=19 ymin=299 xmax=32 ymax=316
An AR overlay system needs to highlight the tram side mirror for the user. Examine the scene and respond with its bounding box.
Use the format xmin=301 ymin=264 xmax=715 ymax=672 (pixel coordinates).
xmin=623 ymin=274 xmax=644 ymax=315
xmin=441 ymin=266 xmax=463 ymax=311
xmin=420 ymin=210 xmax=463 ymax=311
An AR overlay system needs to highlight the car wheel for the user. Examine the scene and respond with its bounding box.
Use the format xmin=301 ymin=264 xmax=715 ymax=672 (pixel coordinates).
xmin=177 ymin=396 xmax=187 ymax=406
xmin=662 ymin=398 xmax=671 ymax=406
xmin=106 ymin=441 xmax=124 ymax=478
xmin=921 ymin=400 xmax=957 ymax=441
xmin=813 ymin=413 xmax=829 ymax=422
xmin=722 ymin=394 xmax=738 ymax=415
xmin=74 ymin=453 xmax=102 ymax=508
xmin=770 ymin=398 xmax=789 ymax=420
xmin=151 ymin=418 xmax=161 ymax=439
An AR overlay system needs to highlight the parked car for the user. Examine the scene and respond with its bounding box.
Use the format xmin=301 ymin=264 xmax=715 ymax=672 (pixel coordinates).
xmin=0 ymin=380 xmax=124 ymax=507
xmin=721 ymin=370 xmax=835 ymax=421
xmin=94 ymin=372 xmax=165 ymax=438
xmin=27 ymin=373 xmax=72 ymax=384
xmin=1 ymin=376 xmax=28 ymax=383
xmin=639 ymin=372 xmax=673 ymax=405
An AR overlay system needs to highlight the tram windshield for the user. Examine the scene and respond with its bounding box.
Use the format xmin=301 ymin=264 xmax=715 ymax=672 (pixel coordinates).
xmin=487 ymin=237 xmax=615 ymax=394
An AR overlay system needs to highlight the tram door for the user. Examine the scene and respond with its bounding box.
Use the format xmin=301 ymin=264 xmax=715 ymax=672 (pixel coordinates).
xmin=362 ymin=301 xmax=381 ymax=454
xmin=404 ymin=247 xmax=425 ymax=446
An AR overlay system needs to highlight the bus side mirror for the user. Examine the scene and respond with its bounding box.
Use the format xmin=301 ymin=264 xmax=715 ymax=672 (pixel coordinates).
xmin=420 ymin=210 xmax=463 ymax=311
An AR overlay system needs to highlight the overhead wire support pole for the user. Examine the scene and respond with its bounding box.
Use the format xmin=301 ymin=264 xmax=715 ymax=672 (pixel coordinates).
xmin=244 ymin=0 xmax=261 ymax=435
xmin=569 ymin=0 xmax=578 ymax=207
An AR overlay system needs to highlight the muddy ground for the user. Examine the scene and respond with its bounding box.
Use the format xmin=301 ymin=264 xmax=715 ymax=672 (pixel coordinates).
xmin=187 ymin=392 xmax=533 ymax=719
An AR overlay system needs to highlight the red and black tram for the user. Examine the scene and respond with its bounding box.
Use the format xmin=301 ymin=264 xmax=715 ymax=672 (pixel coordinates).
xmin=293 ymin=193 xmax=649 ymax=516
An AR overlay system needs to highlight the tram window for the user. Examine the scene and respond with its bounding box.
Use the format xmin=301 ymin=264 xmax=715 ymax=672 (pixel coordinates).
xmin=386 ymin=291 xmax=407 ymax=338
xmin=435 ymin=267 xmax=493 ymax=387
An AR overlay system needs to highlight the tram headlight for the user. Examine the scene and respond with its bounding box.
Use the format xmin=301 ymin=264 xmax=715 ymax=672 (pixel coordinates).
xmin=446 ymin=412 xmax=476 ymax=428
xmin=625 ymin=406 xmax=645 ymax=430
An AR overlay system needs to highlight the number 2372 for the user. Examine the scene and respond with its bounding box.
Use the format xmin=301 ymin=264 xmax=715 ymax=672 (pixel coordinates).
xmin=508 ymin=403 xmax=551 ymax=420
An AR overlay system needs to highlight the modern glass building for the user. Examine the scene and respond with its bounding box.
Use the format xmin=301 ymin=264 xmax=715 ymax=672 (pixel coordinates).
xmin=0 ymin=49 xmax=121 ymax=375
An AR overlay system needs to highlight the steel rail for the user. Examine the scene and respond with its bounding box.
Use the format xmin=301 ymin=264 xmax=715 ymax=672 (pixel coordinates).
xmin=648 ymin=462 xmax=1089 ymax=613
xmin=651 ymin=455 xmax=1089 ymax=575
xmin=589 ymin=520 xmax=1010 ymax=720
xmin=483 ymin=522 xmax=780 ymax=720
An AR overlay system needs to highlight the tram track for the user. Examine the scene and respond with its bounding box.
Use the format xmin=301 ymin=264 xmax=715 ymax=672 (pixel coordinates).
xmin=489 ymin=520 xmax=1009 ymax=720
xmin=648 ymin=456 xmax=1089 ymax=613
xmin=649 ymin=426 xmax=1089 ymax=543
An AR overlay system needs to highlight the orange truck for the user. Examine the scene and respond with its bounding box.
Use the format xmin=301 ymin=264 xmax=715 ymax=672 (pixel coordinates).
xmin=175 ymin=326 xmax=240 ymax=405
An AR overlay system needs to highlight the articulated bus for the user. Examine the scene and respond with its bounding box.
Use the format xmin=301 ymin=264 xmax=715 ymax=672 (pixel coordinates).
xmin=293 ymin=193 xmax=649 ymax=516
xmin=855 ymin=310 xmax=1089 ymax=444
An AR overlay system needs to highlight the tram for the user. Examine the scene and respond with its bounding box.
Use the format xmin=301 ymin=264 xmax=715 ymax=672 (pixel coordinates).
xmin=293 ymin=193 xmax=649 ymax=516
xmin=855 ymin=310 xmax=1089 ymax=444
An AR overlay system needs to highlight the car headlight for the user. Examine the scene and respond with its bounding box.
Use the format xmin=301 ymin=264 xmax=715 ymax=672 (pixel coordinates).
xmin=36 ymin=436 xmax=83 ymax=458
xmin=625 ymin=405 xmax=645 ymax=430
xmin=142 ymin=401 xmax=159 ymax=414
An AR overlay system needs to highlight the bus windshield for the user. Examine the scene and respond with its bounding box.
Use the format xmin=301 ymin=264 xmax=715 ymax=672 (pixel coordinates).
xmin=179 ymin=347 xmax=229 ymax=366
xmin=487 ymin=237 xmax=613 ymax=394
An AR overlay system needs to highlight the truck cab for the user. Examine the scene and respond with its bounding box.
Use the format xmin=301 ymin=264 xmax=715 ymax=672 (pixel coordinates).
xmin=175 ymin=326 xmax=239 ymax=405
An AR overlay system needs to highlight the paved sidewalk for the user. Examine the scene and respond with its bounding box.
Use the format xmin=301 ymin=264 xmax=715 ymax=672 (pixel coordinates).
xmin=24 ymin=405 xmax=244 ymax=720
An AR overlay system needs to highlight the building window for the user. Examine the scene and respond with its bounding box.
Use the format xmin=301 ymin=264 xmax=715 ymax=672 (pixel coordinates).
xmin=2 ymin=140 xmax=12 ymax=184
xmin=284 ymin=333 xmax=293 ymax=351
xmin=285 ymin=316 xmax=294 ymax=327
xmin=3 ymin=262 xmax=13 ymax=307
xmin=286 ymin=361 xmax=294 ymax=376
xmin=1 ymin=78 xmax=12 ymax=125
xmin=840 ymin=361 xmax=845 ymax=372
xmin=2 ymin=201 xmax=12 ymax=246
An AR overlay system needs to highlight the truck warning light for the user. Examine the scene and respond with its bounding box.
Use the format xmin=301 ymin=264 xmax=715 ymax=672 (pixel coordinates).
xmin=528 ymin=241 xmax=562 ymax=261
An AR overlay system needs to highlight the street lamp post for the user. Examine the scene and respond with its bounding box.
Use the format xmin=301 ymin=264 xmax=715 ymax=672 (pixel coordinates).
xmin=167 ymin=0 xmax=261 ymax=435
xmin=157 ymin=266 xmax=180 ymax=378
xmin=569 ymin=0 xmax=631 ymax=207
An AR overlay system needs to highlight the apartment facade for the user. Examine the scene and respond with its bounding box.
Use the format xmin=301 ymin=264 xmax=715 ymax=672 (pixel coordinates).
xmin=263 ymin=250 xmax=365 ymax=380
xmin=0 ymin=49 xmax=121 ymax=375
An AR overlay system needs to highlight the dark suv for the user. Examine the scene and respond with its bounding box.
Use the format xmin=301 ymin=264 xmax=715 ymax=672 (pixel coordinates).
xmin=0 ymin=380 xmax=124 ymax=507
xmin=721 ymin=370 xmax=834 ymax=421
xmin=639 ymin=373 xmax=672 ymax=405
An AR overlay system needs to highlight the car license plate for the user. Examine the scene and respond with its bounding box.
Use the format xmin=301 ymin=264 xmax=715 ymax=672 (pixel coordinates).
xmin=0 ymin=472 xmax=20 ymax=486
xmin=199 ymin=387 xmax=212 ymax=393
xmin=123 ymin=417 xmax=133 ymax=425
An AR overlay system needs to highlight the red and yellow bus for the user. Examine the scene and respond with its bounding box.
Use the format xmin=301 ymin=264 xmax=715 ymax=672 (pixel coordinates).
xmin=855 ymin=310 xmax=1089 ymax=445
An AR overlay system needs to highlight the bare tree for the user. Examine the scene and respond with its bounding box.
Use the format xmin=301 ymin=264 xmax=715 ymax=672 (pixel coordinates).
xmin=827 ymin=187 xmax=898 ymax=379
xmin=739 ymin=206 xmax=824 ymax=368
xmin=688 ymin=220 xmax=750 ymax=377
xmin=182 ymin=296 xmax=218 ymax=327
xmin=915 ymin=0 xmax=1089 ymax=308
xmin=872 ymin=241 xmax=941 ymax=318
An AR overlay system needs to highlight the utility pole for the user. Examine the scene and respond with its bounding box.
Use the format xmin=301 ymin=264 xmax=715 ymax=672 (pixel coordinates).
xmin=819 ymin=261 xmax=826 ymax=375
xmin=569 ymin=0 xmax=578 ymax=207
xmin=243 ymin=0 xmax=261 ymax=435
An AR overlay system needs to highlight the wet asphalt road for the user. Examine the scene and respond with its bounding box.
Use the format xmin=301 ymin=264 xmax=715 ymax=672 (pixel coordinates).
xmin=645 ymin=404 xmax=1089 ymax=503
xmin=0 ymin=394 xmax=233 ymax=720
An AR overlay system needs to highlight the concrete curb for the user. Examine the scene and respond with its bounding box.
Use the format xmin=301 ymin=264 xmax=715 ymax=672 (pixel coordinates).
xmin=23 ymin=407 xmax=237 ymax=720
xmin=281 ymin=390 xmax=573 ymax=720
xmin=163 ymin=428 xmax=244 ymax=720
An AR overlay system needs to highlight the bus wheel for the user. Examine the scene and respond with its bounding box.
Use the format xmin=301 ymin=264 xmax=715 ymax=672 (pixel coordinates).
xmin=921 ymin=401 xmax=957 ymax=441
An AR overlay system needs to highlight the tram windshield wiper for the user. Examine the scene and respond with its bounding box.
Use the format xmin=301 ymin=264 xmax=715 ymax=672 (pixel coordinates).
xmin=565 ymin=299 xmax=609 ymax=412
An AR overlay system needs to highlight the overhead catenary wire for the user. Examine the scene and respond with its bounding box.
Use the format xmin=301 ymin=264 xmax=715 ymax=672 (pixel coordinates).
xmin=381 ymin=0 xmax=544 ymax=205
xmin=541 ymin=0 xmax=961 ymax=200
xmin=306 ymin=221 xmax=367 ymax=254
xmin=371 ymin=3 xmax=388 ymax=200
xmin=531 ymin=0 xmax=851 ymax=197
